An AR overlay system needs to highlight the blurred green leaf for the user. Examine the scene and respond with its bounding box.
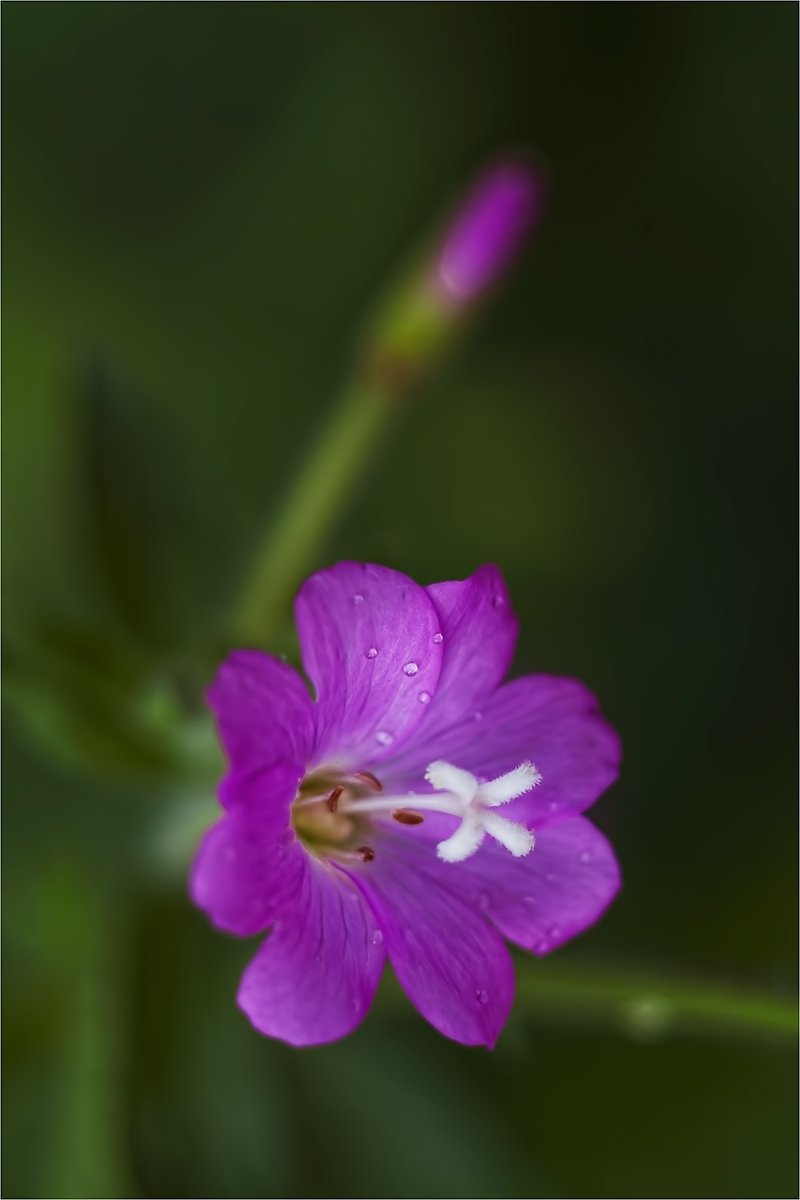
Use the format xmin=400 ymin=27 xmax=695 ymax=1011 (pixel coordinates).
xmin=4 ymin=620 xmax=183 ymax=780
xmin=83 ymin=361 xmax=225 ymax=656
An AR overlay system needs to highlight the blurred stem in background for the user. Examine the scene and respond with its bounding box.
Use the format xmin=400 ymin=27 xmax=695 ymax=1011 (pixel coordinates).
xmin=233 ymin=158 xmax=544 ymax=649
xmin=18 ymin=864 xmax=136 ymax=1200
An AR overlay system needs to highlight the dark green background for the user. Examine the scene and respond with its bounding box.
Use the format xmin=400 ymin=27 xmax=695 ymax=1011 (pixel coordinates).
xmin=3 ymin=4 xmax=797 ymax=1197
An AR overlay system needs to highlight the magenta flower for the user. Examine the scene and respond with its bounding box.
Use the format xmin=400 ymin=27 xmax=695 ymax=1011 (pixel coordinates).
xmin=190 ymin=562 xmax=621 ymax=1048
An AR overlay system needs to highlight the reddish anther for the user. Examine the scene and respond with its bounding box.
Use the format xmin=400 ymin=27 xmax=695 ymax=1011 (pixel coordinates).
xmin=392 ymin=809 xmax=425 ymax=826
xmin=354 ymin=771 xmax=383 ymax=792
xmin=326 ymin=786 xmax=345 ymax=813
xmin=357 ymin=846 xmax=376 ymax=862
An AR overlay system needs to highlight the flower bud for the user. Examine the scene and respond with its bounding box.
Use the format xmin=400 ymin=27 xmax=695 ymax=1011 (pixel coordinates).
xmin=363 ymin=156 xmax=545 ymax=394
xmin=435 ymin=160 xmax=544 ymax=302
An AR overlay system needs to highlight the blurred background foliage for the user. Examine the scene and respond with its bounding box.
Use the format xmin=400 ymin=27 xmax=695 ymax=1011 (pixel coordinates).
xmin=2 ymin=3 xmax=797 ymax=1198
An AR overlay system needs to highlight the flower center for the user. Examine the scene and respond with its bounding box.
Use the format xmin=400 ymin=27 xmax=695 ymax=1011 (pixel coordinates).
xmin=292 ymin=760 xmax=541 ymax=865
xmin=291 ymin=769 xmax=384 ymax=861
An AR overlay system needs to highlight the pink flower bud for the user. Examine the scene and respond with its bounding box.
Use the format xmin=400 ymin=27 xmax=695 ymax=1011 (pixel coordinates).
xmin=436 ymin=160 xmax=544 ymax=301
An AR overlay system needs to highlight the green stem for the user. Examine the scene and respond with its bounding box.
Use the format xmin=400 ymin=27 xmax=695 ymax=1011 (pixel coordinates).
xmin=44 ymin=888 xmax=135 ymax=1199
xmin=511 ymin=958 xmax=798 ymax=1043
xmin=375 ymin=957 xmax=798 ymax=1045
xmin=232 ymin=382 xmax=394 ymax=649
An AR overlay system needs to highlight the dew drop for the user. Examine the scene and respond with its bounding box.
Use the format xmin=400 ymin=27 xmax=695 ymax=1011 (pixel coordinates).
xmin=375 ymin=731 xmax=394 ymax=746
xmin=365 ymin=647 xmax=378 ymax=659
xmin=492 ymin=595 xmax=505 ymax=608
xmin=534 ymin=939 xmax=549 ymax=954
xmin=549 ymin=926 xmax=562 ymax=939
xmin=548 ymin=801 xmax=558 ymax=812
xmin=473 ymin=711 xmax=483 ymax=721
xmin=353 ymin=594 xmax=364 ymax=605
xmin=371 ymin=929 xmax=384 ymax=946
xmin=418 ymin=691 xmax=431 ymax=704
xmin=545 ymin=872 xmax=557 ymax=883
xmin=432 ymin=632 xmax=443 ymax=644
xmin=403 ymin=662 xmax=419 ymax=676
xmin=476 ymin=989 xmax=489 ymax=1004
xmin=524 ymin=895 xmax=537 ymax=909
xmin=579 ymin=851 xmax=591 ymax=863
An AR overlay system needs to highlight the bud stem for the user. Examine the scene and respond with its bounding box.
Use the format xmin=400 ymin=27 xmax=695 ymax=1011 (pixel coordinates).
xmin=232 ymin=382 xmax=393 ymax=648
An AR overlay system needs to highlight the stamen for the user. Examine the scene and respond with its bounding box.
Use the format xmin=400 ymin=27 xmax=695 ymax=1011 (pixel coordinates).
xmin=326 ymin=786 xmax=344 ymax=813
xmin=354 ymin=771 xmax=383 ymax=791
xmin=392 ymin=809 xmax=425 ymax=825
xmin=357 ymin=845 xmax=376 ymax=862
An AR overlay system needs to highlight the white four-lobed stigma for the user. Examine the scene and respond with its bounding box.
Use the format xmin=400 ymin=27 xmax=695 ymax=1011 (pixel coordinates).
xmin=424 ymin=759 xmax=541 ymax=863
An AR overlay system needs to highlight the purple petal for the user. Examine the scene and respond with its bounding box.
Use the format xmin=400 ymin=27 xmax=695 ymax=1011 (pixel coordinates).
xmin=387 ymin=674 xmax=620 ymax=824
xmin=237 ymin=857 xmax=386 ymax=1047
xmin=207 ymin=651 xmax=315 ymax=795
xmin=189 ymin=763 xmax=305 ymax=936
xmin=343 ymin=834 xmax=514 ymax=1047
xmin=445 ymin=815 xmax=621 ymax=955
xmin=383 ymin=564 xmax=518 ymax=775
xmin=295 ymin=562 xmax=443 ymax=770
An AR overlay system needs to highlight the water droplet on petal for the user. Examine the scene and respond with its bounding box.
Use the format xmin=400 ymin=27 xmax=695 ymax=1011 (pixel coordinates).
xmin=545 ymin=872 xmax=557 ymax=883
xmin=403 ymin=662 xmax=419 ymax=676
xmin=534 ymin=939 xmax=549 ymax=954
xmin=549 ymin=926 xmax=562 ymax=939
xmin=492 ymin=595 xmax=505 ymax=608
xmin=375 ymin=730 xmax=394 ymax=746
xmin=473 ymin=711 xmax=483 ymax=721
xmin=365 ymin=647 xmax=378 ymax=659
xmin=579 ymin=851 xmax=591 ymax=863
xmin=432 ymin=632 xmax=443 ymax=644
xmin=371 ymin=929 xmax=384 ymax=945
xmin=476 ymin=989 xmax=489 ymax=1004
xmin=353 ymin=594 xmax=364 ymax=605
xmin=524 ymin=895 xmax=537 ymax=909
xmin=418 ymin=691 xmax=431 ymax=704
xmin=548 ymin=801 xmax=558 ymax=812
